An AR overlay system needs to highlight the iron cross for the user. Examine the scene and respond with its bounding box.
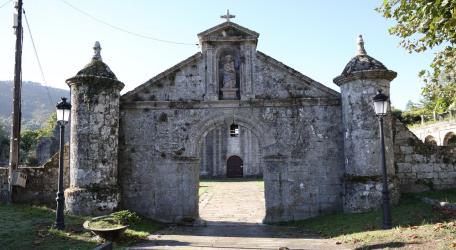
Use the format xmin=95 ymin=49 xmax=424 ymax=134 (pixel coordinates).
xmin=221 ymin=9 xmax=235 ymax=22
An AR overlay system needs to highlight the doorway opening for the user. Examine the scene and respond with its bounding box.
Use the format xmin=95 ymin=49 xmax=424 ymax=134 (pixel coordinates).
xmin=226 ymin=155 xmax=243 ymax=178
xmin=198 ymin=124 xmax=265 ymax=224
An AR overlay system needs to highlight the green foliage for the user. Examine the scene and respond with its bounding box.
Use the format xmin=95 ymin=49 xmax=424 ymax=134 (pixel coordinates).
xmin=421 ymin=75 xmax=456 ymax=113
xmin=18 ymin=113 xmax=57 ymax=165
xmin=0 ymin=122 xmax=9 ymax=163
xmin=38 ymin=112 xmax=57 ymax=138
xmin=378 ymin=0 xmax=456 ymax=119
xmin=377 ymin=0 xmax=456 ymax=83
xmin=87 ymin=218 xmax=124 ymax=230
xmin=392 ymin=105 xmax=423 ymax=125
xmin=20 ymin=130 xmax=40 ymax=153
xmin=110 ymin=210 xmax=141 ymax=225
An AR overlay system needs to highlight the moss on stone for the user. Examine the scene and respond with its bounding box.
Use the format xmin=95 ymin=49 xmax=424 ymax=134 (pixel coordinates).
xmin=344 ymin=174 xmax=382 ymax=183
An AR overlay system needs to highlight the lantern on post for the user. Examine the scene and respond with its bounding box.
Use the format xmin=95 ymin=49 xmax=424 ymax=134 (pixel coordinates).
xmin=373 ymin=90 xmax=392 ymax=229
xmin=54 ymin=97 xmax=71 ymax=230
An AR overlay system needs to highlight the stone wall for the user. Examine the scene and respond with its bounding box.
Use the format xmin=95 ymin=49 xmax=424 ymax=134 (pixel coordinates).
xmin=119 ymin=99 xmax=344 ymax=223
xmin=0 ymin=145 xmax=69 ymax=204
xmin=394 ymin=119 xmax=456 ymax=192
xmin=409 ymin=120 xmax=456 ymax=146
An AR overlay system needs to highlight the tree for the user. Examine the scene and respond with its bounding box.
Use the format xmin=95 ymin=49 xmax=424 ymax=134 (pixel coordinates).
xmin=421 ymin=74 xmax=456 ymax=113
xmin=19 ymin=113 xmax=57 ymax=165
xmin=377 ymin=0 xmax=456 ymax=84
xmin=0 ymin=122 xmax=9 ymax=164
xmin=378 ymin=1 xmax=456 ymax=120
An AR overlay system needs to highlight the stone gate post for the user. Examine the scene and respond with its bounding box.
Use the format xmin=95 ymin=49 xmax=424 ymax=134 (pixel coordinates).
xmin=64 ymin=42 xmax=124 ymax=215
xmin=334 ymin=35 xmax=400 ymax=212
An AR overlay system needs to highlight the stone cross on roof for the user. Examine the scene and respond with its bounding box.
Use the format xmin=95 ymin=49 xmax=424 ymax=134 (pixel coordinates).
xmin=92 ymin=41 xmax=102 ymax=61
xmin=220 ymin=9 xmax=235 ymax=22
xmin=356 ymin=35 xmax=367 ymax=56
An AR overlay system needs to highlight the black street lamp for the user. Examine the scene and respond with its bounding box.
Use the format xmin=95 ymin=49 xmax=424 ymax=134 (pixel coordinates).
xmin=54 ymin=97 xmax=71 ymax=230
xmin=373 ymin=90 xmax=392 ymax=229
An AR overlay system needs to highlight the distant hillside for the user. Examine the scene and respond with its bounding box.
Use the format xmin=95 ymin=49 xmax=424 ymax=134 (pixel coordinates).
xmin=0 ymin=81 xmax=69 ymax=130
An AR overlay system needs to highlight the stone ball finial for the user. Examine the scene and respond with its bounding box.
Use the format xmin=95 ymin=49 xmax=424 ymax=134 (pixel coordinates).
xmin=357 ymin=35 xmax=367 ymax=56
xmin=93 ymin=41 xmax=102 ymax=61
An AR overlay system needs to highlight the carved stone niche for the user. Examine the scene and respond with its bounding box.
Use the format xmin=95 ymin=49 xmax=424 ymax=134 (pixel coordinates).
xmin=218 ymin=49 xmax=240 ymax=100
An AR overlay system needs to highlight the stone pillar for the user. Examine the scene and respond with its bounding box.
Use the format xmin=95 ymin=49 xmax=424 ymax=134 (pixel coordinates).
xmin=263 ymin=155 xmax=290 ymax=223
xmin=64 ymin=42 xmax=124 ymax=216
xmin=334 ymin=35 xmax=399 ymax=212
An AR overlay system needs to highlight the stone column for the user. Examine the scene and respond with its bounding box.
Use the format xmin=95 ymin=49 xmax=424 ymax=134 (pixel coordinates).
xmin=263 ymin=155 xmax=290 ymax=223
xmin=334 ymin=35 xmax=399 ymax=212
xmin=64 ymin=42 xmax=124 ymax=216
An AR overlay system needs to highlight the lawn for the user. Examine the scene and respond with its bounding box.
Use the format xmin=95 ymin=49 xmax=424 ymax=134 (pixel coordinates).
xmin=284 ymin=192 xmax=456 ymax=249
xmin=0 ymin=204 xmax=163 ymax=250
xmin=419 ymin=188 xmax=456 ymax=203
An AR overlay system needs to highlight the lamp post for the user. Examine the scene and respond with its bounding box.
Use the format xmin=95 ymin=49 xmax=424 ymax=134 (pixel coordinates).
xmin=54 ymin=97 xmax=71 ymax=230
xmin=373 ymin=90 xmax=392 ymax=229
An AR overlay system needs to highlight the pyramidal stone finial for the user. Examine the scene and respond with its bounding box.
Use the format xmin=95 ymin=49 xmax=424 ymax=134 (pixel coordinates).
xmin=92 ymin=41 xmax=102 ymax=61
xmin=356 ymin=35 xmax=367 ymax=56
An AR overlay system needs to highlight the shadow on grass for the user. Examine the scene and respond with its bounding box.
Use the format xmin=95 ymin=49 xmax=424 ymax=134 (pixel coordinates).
xmin=0 ymin=203 xmax=98 ymax=250
xmin=0 ymin=203 xmax=164 ymax=249
xmin=354 ymin=241 xmax=421 ymax=250
xmin=278 ymin=193 xmax=456 ymax=238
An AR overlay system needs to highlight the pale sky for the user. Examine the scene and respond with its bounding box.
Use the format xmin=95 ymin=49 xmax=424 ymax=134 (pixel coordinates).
xmin=0 ymin=0 xmax=436 ymax=109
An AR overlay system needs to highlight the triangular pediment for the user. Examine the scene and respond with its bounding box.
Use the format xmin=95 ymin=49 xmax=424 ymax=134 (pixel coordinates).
xmin=256 ymin=51 xmax=340 ymax=98
xmin=198 ymin=22 xmax=259 ymax=43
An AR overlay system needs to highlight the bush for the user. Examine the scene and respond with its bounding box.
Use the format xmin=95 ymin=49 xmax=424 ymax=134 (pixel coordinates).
xmin=111 ymin=210 xmax=141 ymax=225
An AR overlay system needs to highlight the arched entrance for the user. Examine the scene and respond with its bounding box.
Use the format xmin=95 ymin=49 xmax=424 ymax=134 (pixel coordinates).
xmin=444 ymin=132 xmax=456 ymax=146
xmin=227 ymin=155 xmax=243 ymax=178
xmin=424 ymin=135 xmax=437 ymax=145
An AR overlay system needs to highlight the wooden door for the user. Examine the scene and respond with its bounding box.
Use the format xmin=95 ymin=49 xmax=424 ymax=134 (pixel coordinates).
xmin=227 ymin=155 xmax=243 ymax=178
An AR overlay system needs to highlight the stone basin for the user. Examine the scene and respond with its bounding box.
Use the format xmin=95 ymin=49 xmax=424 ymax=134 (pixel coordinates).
xmin=83 ymin=216 xmax=129 ymax=241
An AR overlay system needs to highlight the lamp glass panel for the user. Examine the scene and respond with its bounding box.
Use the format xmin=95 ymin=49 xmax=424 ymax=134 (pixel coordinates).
xmin=374 ymin=101 xmax=388 ymax=115
xmin=63 ymin=109 xmax=70 ymax=122
xmin=56 ymin=108 xmax=65 ymax=122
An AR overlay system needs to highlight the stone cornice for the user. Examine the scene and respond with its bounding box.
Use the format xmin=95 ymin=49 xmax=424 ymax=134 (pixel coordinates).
xmin=197 ymin=21 xmax=259 ymax=40
xmin=66 ymin=75 xmax=124 ymax=90
xmin=333 ymin=69 xmax=397 ymax=86
xmin=120 ymin=97 xmax=341 ymax=110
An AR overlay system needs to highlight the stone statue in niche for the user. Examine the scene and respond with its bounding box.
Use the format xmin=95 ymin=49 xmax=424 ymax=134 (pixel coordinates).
xmin=222 ymin=55 xmax=236 ymax=89
xmin=220 ymin=54 xmax=239 ymax=100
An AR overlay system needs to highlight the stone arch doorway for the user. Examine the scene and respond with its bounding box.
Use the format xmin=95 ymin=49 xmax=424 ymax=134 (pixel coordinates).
xmin=424 ymin=135 xmax=437 ymax=145
xmin=198 ymin=123 xmax=262 ymax=178
xmin=443 ymin=132 xmax=456 ymax=146
xmin=226 ymin=155 xmax=243 ymax=178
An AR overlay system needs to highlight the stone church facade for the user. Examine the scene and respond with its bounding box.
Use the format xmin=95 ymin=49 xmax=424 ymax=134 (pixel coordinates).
xmin=61 ymin=20 xmax=456 ymax=223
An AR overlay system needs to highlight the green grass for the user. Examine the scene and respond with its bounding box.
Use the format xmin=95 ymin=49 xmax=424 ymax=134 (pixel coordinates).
xmin=0 ymin=204 xmax=163 ymax=250
xmin=282 ymin=193 xmax=456 ymax=249
xmin=419 ymin=188 xmax=456 ymax=203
